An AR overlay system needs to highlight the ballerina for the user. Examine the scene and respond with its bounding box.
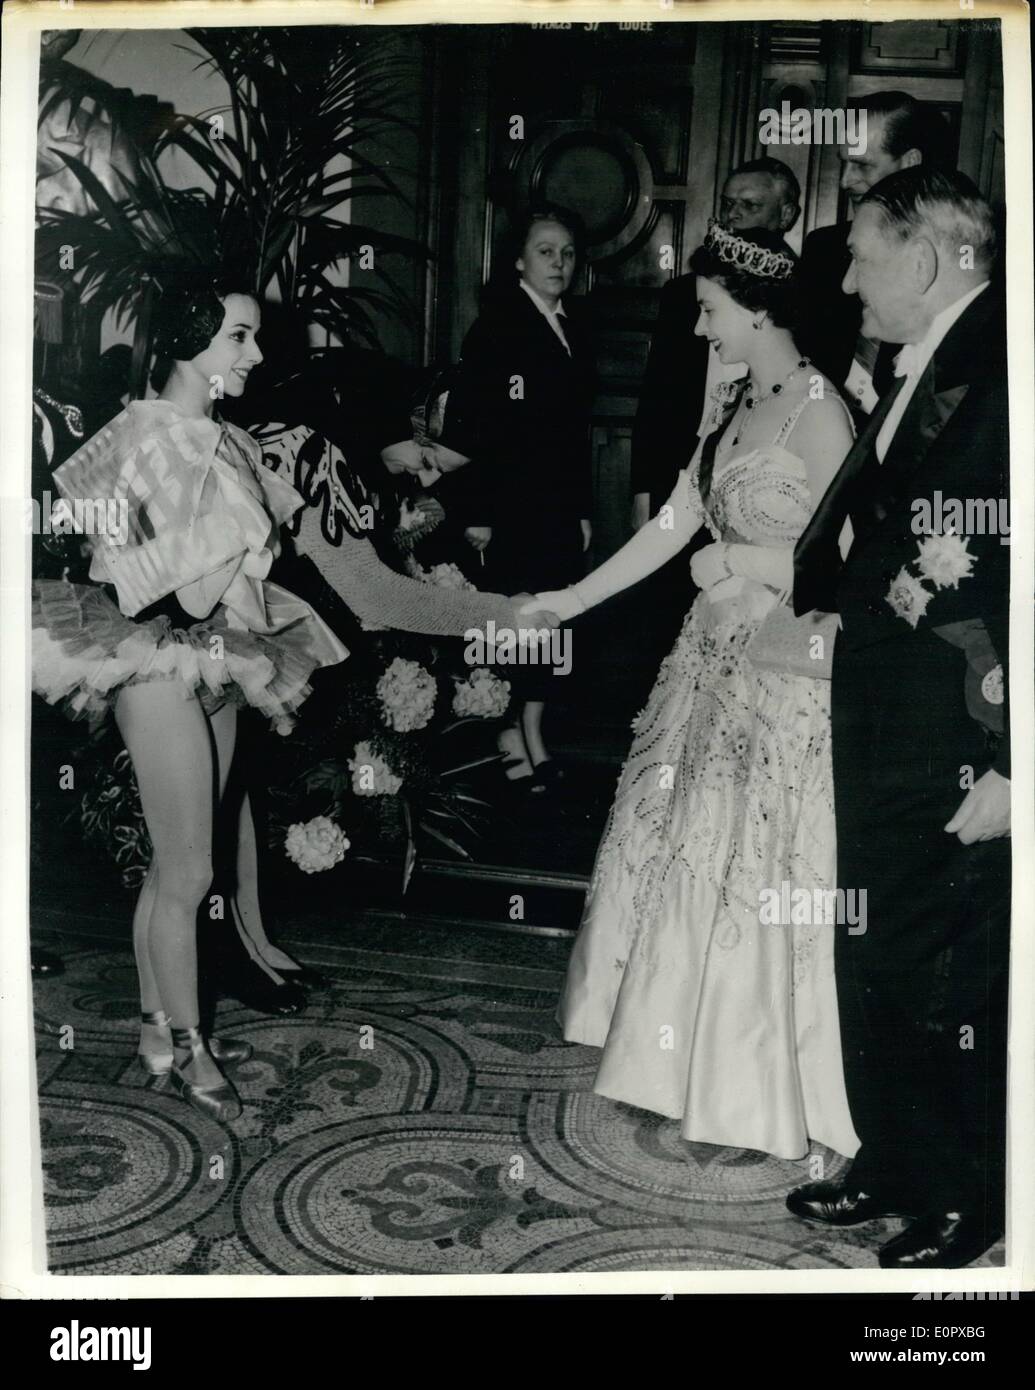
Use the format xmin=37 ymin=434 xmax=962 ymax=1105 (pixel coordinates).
xmin=32 ymin=277 xmax=347 ymax=1120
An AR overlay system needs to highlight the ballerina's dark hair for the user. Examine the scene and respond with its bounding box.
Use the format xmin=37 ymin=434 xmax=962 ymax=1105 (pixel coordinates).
xmin=689 ymin=224 xmax=801 ymax=332
xmin=151 ymin=273 xmax=258 ymax=363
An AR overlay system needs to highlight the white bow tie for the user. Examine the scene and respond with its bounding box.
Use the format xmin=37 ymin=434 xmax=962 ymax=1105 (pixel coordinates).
xmin=894 ymin=343 xmax=925 ymax=380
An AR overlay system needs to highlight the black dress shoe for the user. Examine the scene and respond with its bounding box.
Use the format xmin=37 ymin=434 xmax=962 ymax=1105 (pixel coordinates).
xmin=236 ymin=973 xmax=306 ymax=1017
xmin=277 ymin=961 xmax=331 ymax=992
xmin=219 ymin=958 xmax=307 ymax=1016
xmin=787 ymin=1179 xmax=913 ymax=1226
xmin=529 ymin=760 xmax=567 ymax=794
xmin=878 ymin=1211 xmax=1002 ymax=1269
xmin=198 ymin=906 xmax=308 ymax=1017
xmin=31 ymin=949 xmax=65 ymax=978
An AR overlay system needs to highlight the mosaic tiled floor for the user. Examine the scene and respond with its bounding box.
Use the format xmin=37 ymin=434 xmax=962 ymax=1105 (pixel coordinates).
xmin=30 ymin=912 xmax=1005 ymax=1276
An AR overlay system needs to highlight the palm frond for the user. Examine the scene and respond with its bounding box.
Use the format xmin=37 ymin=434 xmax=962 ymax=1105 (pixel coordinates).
xmin=39 ymin=58 xmax=138 ymax=138
xmin=37 ymin=27 xmax=425 ymax=354
xmin=419 ymin=822 xmax=471 ymax=860
xmin=440 ymin=754 xmax=510 ymax=779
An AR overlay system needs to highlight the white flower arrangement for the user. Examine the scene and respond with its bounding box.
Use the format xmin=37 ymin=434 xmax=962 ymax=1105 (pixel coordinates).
xmin=886 ymin=531 xmax=976 ymax=628
xmin=377 ymin=656 xmax=437 ymax=732
xmin=348 ymin=740 xmax=404 ymax=796
xmin=452 ymin=667 xmax=511 ymax=719
xmin=284 ymin=815 xmax=350 ymax=874
xmin=427 ymin=561 xmax=475 ymax=591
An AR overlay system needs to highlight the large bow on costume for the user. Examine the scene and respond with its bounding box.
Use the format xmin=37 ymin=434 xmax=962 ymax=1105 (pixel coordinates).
xmin=52 ymin=400 xmax=347 ymax=665
xmin=54 ymin=401 xmax=291 ymax=612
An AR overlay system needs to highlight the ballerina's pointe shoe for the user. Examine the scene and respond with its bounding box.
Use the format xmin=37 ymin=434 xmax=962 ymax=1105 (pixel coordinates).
xmin=137 ymin=1009 xmax=253 ymax=1076
xmin=168 ymin=1025 xmax=243 ymax=1123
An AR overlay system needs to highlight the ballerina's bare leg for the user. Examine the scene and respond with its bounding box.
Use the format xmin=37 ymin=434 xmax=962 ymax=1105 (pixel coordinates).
xmin=129 ymin=862 xmax=163 ymax=1059
xmin=115 ymin=681 xmax=232 ymax=1091
xmin=130 ymin=862 xmax=160 ymax=1008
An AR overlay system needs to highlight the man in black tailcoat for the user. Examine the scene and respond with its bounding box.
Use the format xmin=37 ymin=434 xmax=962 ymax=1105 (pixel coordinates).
xmin=788 ymin=169 xmax=1010 ymax=1269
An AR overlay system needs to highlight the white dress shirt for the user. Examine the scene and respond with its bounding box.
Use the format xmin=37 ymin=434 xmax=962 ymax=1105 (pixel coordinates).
xmin=843 ymin=353 xmax=880 ymax=415
xmin=519 ymin=279 xmax=570 ymax=355
xmin=875 ymin=281 xmax=989 ymax=462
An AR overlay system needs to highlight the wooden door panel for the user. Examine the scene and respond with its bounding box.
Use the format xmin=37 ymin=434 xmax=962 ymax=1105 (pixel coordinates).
xmin=591 ymin=424 xmax=633 ymax=565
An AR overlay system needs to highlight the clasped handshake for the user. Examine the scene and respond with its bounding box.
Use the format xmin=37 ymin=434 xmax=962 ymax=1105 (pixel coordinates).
xmin=510 ymin=590 xmax=576 ymax=636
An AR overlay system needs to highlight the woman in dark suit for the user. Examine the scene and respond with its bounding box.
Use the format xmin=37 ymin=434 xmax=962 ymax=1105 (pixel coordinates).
xmin=449 ymin=205 xmax=596 ymax=788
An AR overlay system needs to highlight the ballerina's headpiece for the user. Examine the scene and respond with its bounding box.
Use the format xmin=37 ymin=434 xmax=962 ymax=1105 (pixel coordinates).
xmin=703 ymin=219 xmax=795 ymax=280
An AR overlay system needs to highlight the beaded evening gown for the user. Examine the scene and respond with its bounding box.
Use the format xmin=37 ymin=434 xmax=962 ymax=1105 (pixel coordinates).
xmin=559 ymin=397 xmax=860 ymax=1161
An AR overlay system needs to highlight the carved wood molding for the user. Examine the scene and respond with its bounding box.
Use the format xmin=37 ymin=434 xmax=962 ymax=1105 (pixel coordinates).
xmin=854 ymin=19 xmax=965 ymax=76
xmin=765 ymin=21 xmax=825 ymax=66
xmin=506 ymin=120 xmax=656 ymax=266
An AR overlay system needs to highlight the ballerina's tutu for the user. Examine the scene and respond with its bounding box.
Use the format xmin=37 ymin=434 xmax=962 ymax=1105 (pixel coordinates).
xmin=32 ymin=577 xmax=341 ymax=728
xmin=31 ymin=400 xmax=349 ymax=728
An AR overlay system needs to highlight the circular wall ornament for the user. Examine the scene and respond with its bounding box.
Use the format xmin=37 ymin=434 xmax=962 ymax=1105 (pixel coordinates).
xmin=509 ymin=119 xmax=655 ymax=264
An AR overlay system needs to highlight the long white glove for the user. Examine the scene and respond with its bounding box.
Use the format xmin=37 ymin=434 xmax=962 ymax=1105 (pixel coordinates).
xmin=518 ymin=586 xmax=586 ymax=623
xmin=517 ymin=466 xmax=704 ymax=622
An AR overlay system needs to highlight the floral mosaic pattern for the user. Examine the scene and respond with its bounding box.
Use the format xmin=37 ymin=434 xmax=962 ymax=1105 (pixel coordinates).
xmin=30 ymin=927 xmax=1005 ymax=1276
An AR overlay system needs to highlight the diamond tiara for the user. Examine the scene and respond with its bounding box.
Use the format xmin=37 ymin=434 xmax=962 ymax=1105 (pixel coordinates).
xmin=703 ymin=219 xmax=795 ymax=280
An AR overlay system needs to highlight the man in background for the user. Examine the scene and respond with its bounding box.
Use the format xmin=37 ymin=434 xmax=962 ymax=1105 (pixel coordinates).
xmin=798 ymin=90 xmax=950 ymax=415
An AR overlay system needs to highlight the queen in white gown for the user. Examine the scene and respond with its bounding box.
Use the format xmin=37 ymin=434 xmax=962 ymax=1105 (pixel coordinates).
xmin=525 ymin=223 xmax=861 ymax=1162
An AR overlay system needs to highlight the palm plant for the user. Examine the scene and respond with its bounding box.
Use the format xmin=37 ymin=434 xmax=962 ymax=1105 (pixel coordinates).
xmin=36 ymin=26 xmax=427 ymax=353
